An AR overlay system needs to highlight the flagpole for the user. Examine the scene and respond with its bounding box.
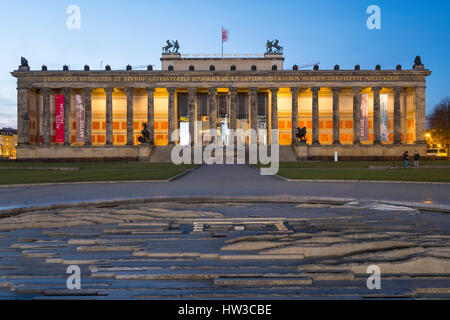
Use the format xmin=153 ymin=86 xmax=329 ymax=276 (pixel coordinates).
xmin=221 ymin=26 xmax=223 ymax=59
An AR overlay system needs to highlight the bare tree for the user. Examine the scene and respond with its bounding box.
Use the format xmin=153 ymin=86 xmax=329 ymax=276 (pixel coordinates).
xmin=427 ymin=97 xmax=450 ymax=154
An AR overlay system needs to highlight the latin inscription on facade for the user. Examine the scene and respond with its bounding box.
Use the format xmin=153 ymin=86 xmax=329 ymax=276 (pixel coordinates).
xmin=34 ymin=74 xmax=402 ymax=84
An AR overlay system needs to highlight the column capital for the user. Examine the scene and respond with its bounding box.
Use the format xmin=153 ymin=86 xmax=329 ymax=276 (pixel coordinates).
xmin=188 ymin=87 xmax=197 ymax=95
xmin=270 ymin=87 xmax=279 ymax=94
xmin=146 ymin=86 xmax=155 ymax=93
xmin=311 ymin=87 xmax=320 ymax=94
xmin=104 ymin=87 xmax=114 ymax=94
xmin=290 ymin=87 xmax=300 ymax=94
xmin=249 ymin=87 xmax=258 ymax=94
xmin=83 ymin=87 xmax=93 ymax=94
xmin=352 ymin=87 xmax=362 ymax=94
xmin=331 ymin=87 xmax=341 ymax=93
xmin=62 ymin=87 xmax=72 ymax=94
xmin=372 ymin=86 xmax=382 ymax=93
xmin=126 ymin=87 xmax=134 ymax=94
xmin=41 ymin=87 xmax=51 ymax=95
xmin=167 ymin=87 xmax=176 ymax=94
xmin=208 ymin=87 xmax=217 ymax=94
xmin=393 ymin=87 xmax=402 ymax=94
xmin=229 ymin=87 xmax=238 ymax=95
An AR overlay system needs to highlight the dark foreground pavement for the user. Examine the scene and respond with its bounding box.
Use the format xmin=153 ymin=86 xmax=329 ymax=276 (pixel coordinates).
xmin=0 ymin=165 xmax=449 ymax=211
xmin=0 ymin=201 xmax=449 ymax=299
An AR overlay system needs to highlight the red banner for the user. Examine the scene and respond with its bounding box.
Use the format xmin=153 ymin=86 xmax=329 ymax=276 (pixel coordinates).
xmin=55 ymin=95 xmax=65 ymax=143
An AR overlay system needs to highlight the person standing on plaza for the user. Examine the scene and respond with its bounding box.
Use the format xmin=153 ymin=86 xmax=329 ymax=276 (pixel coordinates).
xmin=414 ymin=151 xmax=421 ymax=168
xmin=403 ymin=151 xmax=409 ymax=168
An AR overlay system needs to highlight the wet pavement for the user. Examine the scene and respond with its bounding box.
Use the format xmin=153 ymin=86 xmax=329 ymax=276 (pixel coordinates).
xmin=0 ymin=201 xmax=449 ymax=299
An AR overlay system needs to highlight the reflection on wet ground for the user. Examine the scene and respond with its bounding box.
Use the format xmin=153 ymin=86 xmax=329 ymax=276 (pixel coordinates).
xmin=0 ymin=201 xmax=449 ymax=299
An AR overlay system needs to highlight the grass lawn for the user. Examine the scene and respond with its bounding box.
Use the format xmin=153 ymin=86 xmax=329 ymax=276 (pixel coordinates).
xmin=0 ymin=162 xmax=196 ymax=185
xmin=259 ymin=161 xmax=450 ymax=182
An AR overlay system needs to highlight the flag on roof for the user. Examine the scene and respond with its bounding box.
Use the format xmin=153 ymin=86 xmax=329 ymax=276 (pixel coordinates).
xmin=222 ymin=27 xmax=228 ymax=43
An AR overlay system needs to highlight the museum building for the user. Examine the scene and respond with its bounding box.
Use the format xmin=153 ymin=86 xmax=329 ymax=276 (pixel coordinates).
xmin=11 ymin=46 xmax=431 ymax=161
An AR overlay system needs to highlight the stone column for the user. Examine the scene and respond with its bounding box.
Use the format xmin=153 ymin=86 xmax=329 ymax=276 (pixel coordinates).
xmin=188 ymin=88 xmax=196 ymax=145
xmin=270 ymin=86 xmax=279 ymax=130
xmin=332 ymin=87 xmax=341 ymax=145
xmin=83 ymin=88 xmax=92 ymax=146
xmin=35 ymin=90 xmax=41 ymax=145
xmin=63 ymin=87 xmax=71 ymax=145
xmin=17 ymin=87 xmax=30 ymax=146
xmin=42 ymin=88 xmax=51 ymax=146
xmin=126 ymin=87 xmax=134 ymax=146
xmin=250 ymin=87 xmax=258 ymax=132
xmin=415 ymin=86 xmax=427 ymax=144
xmin=229 ymin=88 xmax=237 ymax=131
xmin=146 ymin=87 xmax=155 ymax=145
xmin=167 ymin=87 xmax=176 ymax=144
xmin=311 ymin=87 xmax=320 ymax=145
xmin=291 ymin=87 xmax=299 ymax=145
xmin=105 ymin=87 xmax=114 ymax=146
xmin=401 ymin=89 xmax=408 ymax=143
xmin=393 ymin=87 xmax=402 ymax=144
xmin=372 ymin=87 xmax=381 ymax=144
xmin=352 ymin=87 xmax=361 ymax=144
xmin=208 ymin=87 xmax=217 ymax=142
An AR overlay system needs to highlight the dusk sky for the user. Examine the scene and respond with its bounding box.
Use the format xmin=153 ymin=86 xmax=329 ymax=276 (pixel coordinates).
xmin=1 ymin=0 xmax=449 ymax=128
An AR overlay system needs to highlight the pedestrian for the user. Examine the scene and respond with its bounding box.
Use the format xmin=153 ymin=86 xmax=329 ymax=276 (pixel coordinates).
xmin=403 ymin=151 xmax=409 ymax=168
xmin=414 ymin=151 xmax=421 ymax=168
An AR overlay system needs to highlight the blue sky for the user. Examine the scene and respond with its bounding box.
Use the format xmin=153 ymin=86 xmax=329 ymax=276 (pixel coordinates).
xmin=0 ymin=0 xmax=449 ymax=128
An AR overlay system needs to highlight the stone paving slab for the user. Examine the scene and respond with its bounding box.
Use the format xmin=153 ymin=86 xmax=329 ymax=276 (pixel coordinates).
xmin=0 ymin=201 xmax=449 ymax=299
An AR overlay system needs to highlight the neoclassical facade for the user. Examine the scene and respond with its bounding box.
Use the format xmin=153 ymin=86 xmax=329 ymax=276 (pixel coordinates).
xmin=11 ymin=52 xmax=431 ymax=161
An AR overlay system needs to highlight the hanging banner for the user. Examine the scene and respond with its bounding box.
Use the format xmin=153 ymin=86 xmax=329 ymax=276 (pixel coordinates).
xmin=380 ymin=94 xmax=389 ymax=141
xmin=360 ymin=94 xmax=369 ymax=141
xmin=75 ymin=94 xmax=85 ymax=143
xmin=55 ymin=95 xmax=65 ymax=143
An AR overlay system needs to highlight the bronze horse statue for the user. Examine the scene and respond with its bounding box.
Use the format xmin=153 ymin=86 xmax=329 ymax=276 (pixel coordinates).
xmin=266 ymin=39 xmax=283 ymax=53
xmin=162 ymin=40 xmax=179 ymax=53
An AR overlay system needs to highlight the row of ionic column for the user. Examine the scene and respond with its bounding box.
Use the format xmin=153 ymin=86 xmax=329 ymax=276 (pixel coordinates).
xmin=174 ymin=87 xmax=279 ymax=145
xmin=290 ymin=86 xmax=426 ymax=145
xmin=17 ymin=85 xmax=427 ymax=147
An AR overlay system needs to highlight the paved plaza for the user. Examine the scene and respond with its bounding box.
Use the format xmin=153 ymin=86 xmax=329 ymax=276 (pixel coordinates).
xmin=0 ymin=200 xmax=450 ymax=299
xmin=0 ymin=165 xmax=449 ymax=299
xmin=0 ymin=165 xmax=449 ymax=212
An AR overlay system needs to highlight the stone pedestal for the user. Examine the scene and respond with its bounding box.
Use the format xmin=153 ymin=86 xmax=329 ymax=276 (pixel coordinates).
xmin=294 ymin=144 xmax=308 ymax=160
xmin=138 ymin=144 xmax=153 ymax=161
